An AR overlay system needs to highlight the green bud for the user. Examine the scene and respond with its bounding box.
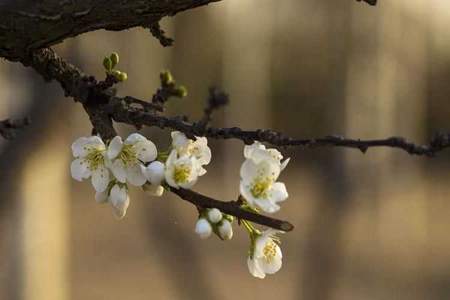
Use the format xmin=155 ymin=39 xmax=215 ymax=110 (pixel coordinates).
xmin=103 ymin=57 xmax=112 ymax=71
xmin=160 ymin=70 xmax=174 ymax=86
xmin=112 ymin=70 xmax=128 ymax=82
xmin=110 ymin=52 xmax=119 ymax=68
xmin=174 ymin=85 xmax=188 ymax=98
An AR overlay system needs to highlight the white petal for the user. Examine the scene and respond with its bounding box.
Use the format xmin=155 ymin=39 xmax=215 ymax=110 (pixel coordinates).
xmin=171 ymin=131 xmax=189 ymax=149
xmin=197 ymin=166 xmax=207 ymax=177
xmin=244 ymin=142 xmax=265 ymax=159
xmin=240 ymin=159 xmax=258 ymax=181
xmin=144 ymin=161 xmax=165 ymax=185
xmin=91 ymin=166 xmax=110 ymax=192
xmin=71 ymin=137 xmax=90 ymax=157
xmin=87 ymin=136 xmax=105 ymax=149
xmin=111 ymin=159 xmax=127 ymax=183
xmin=254 ymin=198 xmax=280 ymax=214
xmin=107 ymin=136 xmax=123 ymax=160
xmin=254 ymin=235 xmax=271 ymax=257
xmin=70 ymin=158 xmax=90 ymax=181
xmin=164 ymin=150 xmax=179 ymax=188
xmin=269 ymin=182 xmax=288 ymax=204
xmin=126 ymin=164 xmax=147 ymax=186
xmin=280 ymin=157 xmax=290 ymax=171
xmin=133 ymin=140 xmax=157 ymax=163
xmin=260 ymin=250 xmax=282 ymax=274
xmin=125 ymin=133 xmax=146 ymax=145
xmin=192 ymin=137 xmax=211 ymax=165
xmin=239 ymin=181 xmax=258 ymax=207
xmin=109 ymin=184 xmax=129 ymax=219
xmin=247 ymin=257 xmax=266 ymax=279
xmin=195 ymin=218 xmax=212 ymax=239
xmin=95 ymin=191 xmax=108 ymax=204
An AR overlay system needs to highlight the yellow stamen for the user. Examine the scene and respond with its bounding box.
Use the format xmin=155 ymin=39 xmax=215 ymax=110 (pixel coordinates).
xmin=263 ymin=241 xmax=277 ymax=263
xmin=174 ymin=164 xmax=191 ymax=183
xmin=250 ymin=177 xmax=272 ymax=198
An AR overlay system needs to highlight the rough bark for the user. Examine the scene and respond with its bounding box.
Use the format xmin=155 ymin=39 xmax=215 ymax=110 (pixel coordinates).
xmin=0 ymin=0 xmax=220 ymax=60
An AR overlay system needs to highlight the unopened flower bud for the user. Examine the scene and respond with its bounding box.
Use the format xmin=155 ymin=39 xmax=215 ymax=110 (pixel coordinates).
xmin=207 ymin=208 xmax=222 ymax=223
xmin=103 ymin=57 xmax=112 ymax=71
xmin=143 ymin=183 xmax=164 ymax=197
xmin=143 ymin=161 xmax=165 ymax=185
xmin=218 ymin=220 xmax=233 ymax=240
xmin=110 ymin=52 xmax=119 ymax=68
xmin=195 ymin=218 xmax=212 ymax=239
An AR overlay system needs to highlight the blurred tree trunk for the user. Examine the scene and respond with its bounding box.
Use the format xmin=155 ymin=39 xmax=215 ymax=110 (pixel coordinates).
xmin=221 ymin=0 xmax=276 ymax=194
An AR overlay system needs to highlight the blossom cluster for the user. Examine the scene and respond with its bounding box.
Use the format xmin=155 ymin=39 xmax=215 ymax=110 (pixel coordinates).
xmin=70 ymin=132 xmax=290 ymax=279
xmin=70 ymin=131 xmax=211 ymax=218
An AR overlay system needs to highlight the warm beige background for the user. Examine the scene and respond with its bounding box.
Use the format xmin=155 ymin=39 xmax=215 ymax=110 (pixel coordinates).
xmin=1 ymin=1 xmax=450 ymax=299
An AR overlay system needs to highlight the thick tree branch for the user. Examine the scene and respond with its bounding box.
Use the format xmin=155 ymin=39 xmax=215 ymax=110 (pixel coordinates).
xmin=0 ymin=0 xmax=221 ymax=60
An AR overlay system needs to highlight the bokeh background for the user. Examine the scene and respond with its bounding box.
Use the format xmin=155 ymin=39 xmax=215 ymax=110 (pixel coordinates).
xmin=1 ymin=0 xmax=450 ymax=299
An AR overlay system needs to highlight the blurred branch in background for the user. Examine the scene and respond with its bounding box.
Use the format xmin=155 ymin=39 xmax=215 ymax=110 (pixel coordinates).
xmin=0 ymin=118 xmax=30 ymax=140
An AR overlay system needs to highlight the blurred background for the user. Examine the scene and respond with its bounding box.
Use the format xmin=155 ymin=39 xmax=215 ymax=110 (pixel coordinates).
xmin=1 ymin=0 xmax=450 ymax=299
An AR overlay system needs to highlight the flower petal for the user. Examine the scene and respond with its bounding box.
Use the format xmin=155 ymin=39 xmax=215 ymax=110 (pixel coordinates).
xmin=125 ymin=133 xmax=146 ymax=145
xmin=87 ymin=136 xmax=105 ymax=149
xmin=111 ymin=159 xmax=127 ymax=183
xmin=247 ymin=257 xmax=266 ymax=279
xmin=280 ymin=157 xmax=290 ymax=171
xmin=70 ymin=158 xmax=91 ymax=181
xmin=171 ymin=131 xmax=189 ymax=149
xmin=107 ymin=136 xmax=123 ymax=160
xmin=133 ymin=140 xmax=157 ymax=163
xmin=91 ymin=165 xmax=110 ymax=192
xmin=244 ymin=141 xmax=265 ymax=159
xmin=126 ymin=164 xmax=147 ymax=186
xmin=71 ymin=137 xmax=90 ymax=157
xmin=270 ymin=182 xmax=288 ymax=204
xmin=260 ymin=248 xmax=282 ymax=274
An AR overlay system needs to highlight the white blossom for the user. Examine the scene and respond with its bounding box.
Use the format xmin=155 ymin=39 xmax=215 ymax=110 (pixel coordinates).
xmin=71 ymin=136 xmax=110 ymax=192
xmin=207 ymin=208 xmax=222 ymax=224
xmin=247 ymin=229 xmax=282 ymax=279
xmin=218 ymin=219 xmax=233 ymax=240
xmin=244 ymin=141 xmax=290 ymax=171
xmin=107 ymin=133 xmax=157 ymax=187
xmin=240 ymin=155 xmax=288 ymax=213
xmin=195 ymin=218 xmax=212 ymax=239
xmin=171 ymin=131 xmax=211 ymax=171
xmin=164 ymin=150 xmax=201 ymax=189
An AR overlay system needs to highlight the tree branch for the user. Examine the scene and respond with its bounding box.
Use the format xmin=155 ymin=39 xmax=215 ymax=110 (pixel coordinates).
xmin=0 ymin=118 xmax=30 ymax=139
xmin=171 ymin=188 xmax=294 ymax=232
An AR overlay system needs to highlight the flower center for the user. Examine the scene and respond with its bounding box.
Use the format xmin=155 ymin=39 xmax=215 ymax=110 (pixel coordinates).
xmin=263 ymin=241 xmax=277 ymax=263
xmin=250 ymin=177 xmax=272 ymax=198
xmin=174 ymin=164 xmax=191 ymax=183
xmin=119 ymin=144 xmax=137 ymax=166
xmin=85 ymin=148 xmax=105 ymax=170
